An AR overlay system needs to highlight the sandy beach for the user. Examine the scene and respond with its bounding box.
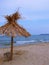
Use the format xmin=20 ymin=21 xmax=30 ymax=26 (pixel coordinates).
xmin=0 ymin=43 xmax=49 ymax=65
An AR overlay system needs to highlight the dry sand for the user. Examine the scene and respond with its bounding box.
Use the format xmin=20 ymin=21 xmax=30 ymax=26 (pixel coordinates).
xmin=0 ymin=43 xmax=49 ymax=65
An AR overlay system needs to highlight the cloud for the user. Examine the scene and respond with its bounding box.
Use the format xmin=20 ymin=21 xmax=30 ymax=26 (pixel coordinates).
xmin=22 ymin=12 xmax=49 ymax=20
xmin=0 ymin=0 xmax=49 ymax=25
xmin=0 ymin=0 xmax=49 ymax=20
xmin=0 ymin=0 xmax=49 ymax=10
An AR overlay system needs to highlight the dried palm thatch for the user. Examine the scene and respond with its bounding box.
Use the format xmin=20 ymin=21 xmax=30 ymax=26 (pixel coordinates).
xmin=0 ymin=11 xmax=31 ymax=60
xmin=5 ymin=11 xmax=21 ymax=23
xmin=0 ymin=11 xmax=30 ymax=37
xmin=0 ymin=22 xmax=30 ymax=37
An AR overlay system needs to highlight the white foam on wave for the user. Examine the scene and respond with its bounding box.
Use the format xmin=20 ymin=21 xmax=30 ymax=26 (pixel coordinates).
xmin=15 ymin=40 xmax=36 ymax=44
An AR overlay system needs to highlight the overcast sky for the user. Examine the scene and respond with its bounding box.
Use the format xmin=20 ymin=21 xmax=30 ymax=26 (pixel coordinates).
xmin=0 ymin=0 xmax=49 ymax=35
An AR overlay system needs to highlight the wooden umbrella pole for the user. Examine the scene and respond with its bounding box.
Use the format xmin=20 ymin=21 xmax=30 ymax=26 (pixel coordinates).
xmin=10 ymin=36 xmax=13 ymax=60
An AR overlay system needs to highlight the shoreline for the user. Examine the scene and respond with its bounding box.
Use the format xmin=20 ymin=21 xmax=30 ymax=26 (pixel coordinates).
xmin=0 ymin=42 xmax=49 ymax=49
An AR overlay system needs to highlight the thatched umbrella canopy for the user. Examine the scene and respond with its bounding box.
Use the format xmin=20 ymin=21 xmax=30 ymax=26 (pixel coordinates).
xmin=0 ymin=11 xmax=31 ymax=60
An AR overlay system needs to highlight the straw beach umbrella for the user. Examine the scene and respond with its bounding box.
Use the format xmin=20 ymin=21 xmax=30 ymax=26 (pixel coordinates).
xmin=0 ymin=11 xmax=31 ymax=60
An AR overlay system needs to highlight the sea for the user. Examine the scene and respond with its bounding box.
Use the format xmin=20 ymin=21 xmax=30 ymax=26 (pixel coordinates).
xmin=0 ymin=34 xmax=49 ymax=48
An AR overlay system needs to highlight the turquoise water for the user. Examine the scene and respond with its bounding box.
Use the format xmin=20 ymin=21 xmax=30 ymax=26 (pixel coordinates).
xmin=0 ymin=34 xmax=49 ymax=48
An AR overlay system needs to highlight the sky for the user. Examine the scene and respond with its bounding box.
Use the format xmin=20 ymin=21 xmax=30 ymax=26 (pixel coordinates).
xmin=0 ymin=0 xmax=49 ymax=35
